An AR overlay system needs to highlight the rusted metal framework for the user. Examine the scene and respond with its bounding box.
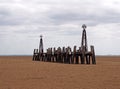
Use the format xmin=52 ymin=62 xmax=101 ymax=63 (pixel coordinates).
xmin=33 ymin=24 xmax=96 ymax=64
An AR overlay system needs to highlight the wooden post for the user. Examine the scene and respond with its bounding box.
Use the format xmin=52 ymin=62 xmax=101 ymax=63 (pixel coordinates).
xmin=50 ymin=48 xmax=52 ymax=62
xmin=51 ymin=48 xmax=53 ymax=62
xmin=62 ymin=47 xmax=66 ymax=63
xmin=32 ymin=49 xmax=39 ymax=61
xmin=81 ymin=46 xmax=85 ymax=64
xmin=69 ymin=47 xmax=72 ymax=64
xmin=47 ymin=48 xmax=52 ymax=62
xmin=54 ymin=47 xmax=57 ymax=62
xmin=47 ymin=48 xmax=50 ymax=62
xmin=91 ymin=46 xmax=96 ymax=64
xmin=57 ymin=47 xmax=62 ymax=63
xmin=44 ymin=53 xmax=47 ymax=62
xmin=32 ymin=49 xmax=36 ymax=61
xmin=73 ymin=46 xmax=77 ymax=64
xmin=76 ymin=50 xmax=79 ymax=64
xmin=85 ymin=53 xmax=90 ymax=64
xmin=65 ymin=47 xmax=68 ymax=63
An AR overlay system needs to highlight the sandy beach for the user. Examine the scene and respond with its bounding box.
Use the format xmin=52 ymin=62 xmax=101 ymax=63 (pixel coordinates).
xmin=0 ymin=56 xmax=120 ymax=89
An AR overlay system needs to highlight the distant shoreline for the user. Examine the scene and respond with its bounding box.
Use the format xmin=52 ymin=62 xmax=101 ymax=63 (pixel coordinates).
xmin=0 ymin=55 xmax=32 ymax=56
xmin=0 ymin=55 xmax=120 ymax=57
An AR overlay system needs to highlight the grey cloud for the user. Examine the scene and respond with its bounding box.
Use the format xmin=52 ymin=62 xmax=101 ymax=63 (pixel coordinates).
xmin=0 ymin=33 xmax=7 ymax=38
xmin=0 ymin=6 xmax=26 ymax=25
xmin=13 ymin=25 xmax=59 ymax=34
xmin=0 ymin=0 xmax=120 ymax=55
xmin=0 ymin=0 xmax=120 ymax=27
xmin=48 ymin=8 xmax=120 ymax=26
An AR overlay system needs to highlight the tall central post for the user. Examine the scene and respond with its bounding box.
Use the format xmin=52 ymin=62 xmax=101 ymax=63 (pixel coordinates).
xmin=81 ymin=24 xmax=88 ymax=52
xmin=39 ymin=35 xmax=44 ymax=54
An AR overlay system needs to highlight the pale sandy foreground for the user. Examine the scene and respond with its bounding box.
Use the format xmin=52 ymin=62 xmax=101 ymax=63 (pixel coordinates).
xmin=0 ymin=56 xmax=120 ymax=89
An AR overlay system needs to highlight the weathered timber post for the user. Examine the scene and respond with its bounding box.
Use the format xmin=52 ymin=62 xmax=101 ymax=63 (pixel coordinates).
xmin=42 ymin=53 xmax=45 ymax=62
xmin=85 ymin=53 xmax=90 ymax=64
xmin=52 ymin=47 xmax=55 ymax=62
xmin=64 ymin=48 xmax=68 ymax=63
xmin=46 ymin=49 xmax=48 ymax=61
xmin=53 ymin=47 xmax=57 ymax=62
xmin=51 ymin=47 xmax=55 ymax=62
xmin=66 ymin=46 xmax=72 ymax=64
xmin=39 ymin=35 xmax=44 ymax=61
xmin=56 ymin=48 xmax=58 ymax=62
xmin=81 ymin=46 xmax=85 ymax=64
xmin=63 ymin=48 xmax=67 ymax=63
xmin=33 ymin=49 xmax=35 ymax=61
xmin=33 ymin=49 xmax=39 ymax=61
xmin=65 ymin=47 xmax=69 ymax=63
xmin=69 ymin=47 xmax=72 ymax=64
xmin=88 ymin=54 xmax=91 ymax=64
xmin=44 ymin=53 xmax=47 ymax=62
xmin=91 ymin=46 xmax=96 ymax=64
xmin=62 ymin=47 xmax=66 ymax=63
xmin=79 ymin=47 xmax=83 ymax=64
xmin=50 ymin=48 xmax=52 ymax=62
xmin=73 ymin=46 xmax=77 ymax=64
xmin=85 ymin=51 xmax=91 ymax=64
xmin=47 ymin=48 xmax=51 ymax=62
xmin=47 ymin=48 xmax=52 ymax=62
xmin=33 ymin=49 xmax=36 ymax=61
xmin=46 ymin=48 xmax=50 ymax=62
xmin=70 ymin=48 xmax=74 ymax=64
xmin=76 ymin=50 xmax=79 ymax=64
xmin=57 ymin=47 xmax=62 ymax=63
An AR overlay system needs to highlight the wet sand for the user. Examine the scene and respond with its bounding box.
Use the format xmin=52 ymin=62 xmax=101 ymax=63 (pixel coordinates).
xmin=0 ymin=56 xmax=120 ymax=89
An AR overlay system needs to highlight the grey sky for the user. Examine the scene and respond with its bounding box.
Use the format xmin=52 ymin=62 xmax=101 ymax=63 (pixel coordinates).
xmin=0 ymin=0 xmax=120 ymax=55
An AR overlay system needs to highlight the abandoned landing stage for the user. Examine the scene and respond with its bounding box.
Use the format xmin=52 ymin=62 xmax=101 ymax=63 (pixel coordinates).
xmin=33 ymin=24 xmax=96 ymax=64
